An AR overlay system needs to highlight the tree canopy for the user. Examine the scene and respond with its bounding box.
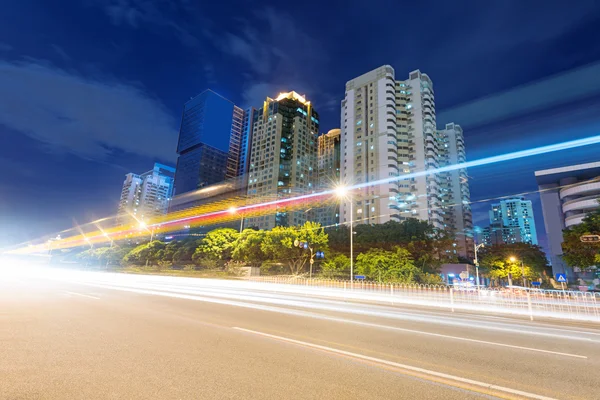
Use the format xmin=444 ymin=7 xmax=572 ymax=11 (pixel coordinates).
xmin=478 ymin=242 xmax=548 ymax=282
xmin=355 ymin=247 xmax=419 ymax=282
xmin=561 ymin=207 xmax=600 ymax=269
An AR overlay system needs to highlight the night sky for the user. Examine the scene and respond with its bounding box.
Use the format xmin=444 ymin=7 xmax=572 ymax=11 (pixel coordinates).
xmin=1 ymin=1 xmax=600 ymax=250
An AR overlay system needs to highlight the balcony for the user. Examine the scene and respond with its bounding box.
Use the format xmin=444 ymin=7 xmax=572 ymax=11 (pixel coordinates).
xmin=562 ymin=195 xmax=600 ymax=214
xmin=560 ymin=180 xmax=600 ymax=199
xmin=565 ymin=213 xmax=587 ymax=228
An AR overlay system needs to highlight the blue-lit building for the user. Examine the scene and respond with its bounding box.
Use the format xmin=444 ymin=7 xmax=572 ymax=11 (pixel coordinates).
xmin=486 ymin=198 xmax=538 ymax=245
xmin=173 ymin=90 xmax=246 ymax=196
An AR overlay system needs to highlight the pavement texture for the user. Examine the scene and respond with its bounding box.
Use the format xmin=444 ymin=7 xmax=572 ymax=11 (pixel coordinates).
xmin=1 ymin=266 xmax=599 ymax=399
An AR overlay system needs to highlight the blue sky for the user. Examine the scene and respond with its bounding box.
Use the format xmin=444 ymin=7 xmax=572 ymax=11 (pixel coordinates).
xmin=1 ymin=0 xmax=600 ymax=249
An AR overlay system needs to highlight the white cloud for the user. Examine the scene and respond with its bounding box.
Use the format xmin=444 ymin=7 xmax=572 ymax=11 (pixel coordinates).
xmin=0 ymin=60 xmax=178 ymax=161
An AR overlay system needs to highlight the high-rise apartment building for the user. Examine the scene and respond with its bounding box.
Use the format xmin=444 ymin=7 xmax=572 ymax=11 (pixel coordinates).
xmin=340 ymin=67 xmax=459 ymax=226
xmin=482 ymin=223 xmax=522 ymax=247
xmin=487 ymin=198 xmax=538 ymax=245
xmin=173 ymin=90 xmax=245 ymax=196
xmin=117 ymin=163 xmax=175 ymax=225
xmin=315 ymin=128 xmax=341 ymax=227
xmin=245 ymin=91 xmax=319 ymax=229
xmin=340 ymin=66 xmax=401 ymax=226
xmin=340 ymin=66 xmax=472 ymax=256
xmin=438 ymin=123 xmax=473 ymax=258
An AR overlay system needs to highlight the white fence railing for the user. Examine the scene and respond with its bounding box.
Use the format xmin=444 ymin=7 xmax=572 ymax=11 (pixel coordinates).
xmin=248 ymin=276 xmax=600 ymax=322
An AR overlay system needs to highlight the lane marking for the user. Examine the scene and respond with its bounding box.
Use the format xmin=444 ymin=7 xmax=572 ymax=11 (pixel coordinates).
xmin=233 ymin=327 xmax=558 ymax=400
xmin=64 ymin=291 xmax=100 ymax=300
xmin=67 ymin=281 xmax=590 ymax=359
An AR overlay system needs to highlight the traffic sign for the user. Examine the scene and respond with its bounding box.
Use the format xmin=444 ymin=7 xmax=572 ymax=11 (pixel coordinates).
xmin=531 ymin=281 xmax=541 ymax=286
xmin=580 ymin=235 xmax=600 ymax=243
xmin=555 ymin=273 xmax=567 ymax=283
xmin=354 ymin=275 xmax=366 ymax=280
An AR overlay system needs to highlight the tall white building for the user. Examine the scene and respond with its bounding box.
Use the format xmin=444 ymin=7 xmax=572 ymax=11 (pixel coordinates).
xmin=245 ymin=91 xmax=319 ymax=229
xmin=340 ymin=66 xmax=400 ymax=225
xmin=340 ymin=67 xmax=445 ymax=227
xmin=340 ymin=66 xmax=472 ymax=256
xmin=438 ymin=123 xmax=473 ymax=258
xmin=117 ymin=163 xmax=175 ymax=225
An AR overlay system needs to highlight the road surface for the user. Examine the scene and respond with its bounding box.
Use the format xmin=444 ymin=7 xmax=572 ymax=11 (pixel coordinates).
xmin=1 ymin=266 xmax=599 ymax=399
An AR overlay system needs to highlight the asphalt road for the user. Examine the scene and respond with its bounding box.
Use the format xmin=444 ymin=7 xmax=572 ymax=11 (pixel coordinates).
xmin=1 ymin=267 xmax=599 ymax=399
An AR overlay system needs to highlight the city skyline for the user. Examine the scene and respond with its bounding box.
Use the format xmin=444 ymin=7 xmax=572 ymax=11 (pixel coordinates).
xmin=1 ymin=2 xmax=600 ymax=248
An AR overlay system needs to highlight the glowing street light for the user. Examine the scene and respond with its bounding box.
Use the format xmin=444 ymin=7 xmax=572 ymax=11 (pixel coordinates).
xmin=228 ymin=206 xmax=244 ymax=233
xmin=335 ymin=185 xmax=353 ymax=283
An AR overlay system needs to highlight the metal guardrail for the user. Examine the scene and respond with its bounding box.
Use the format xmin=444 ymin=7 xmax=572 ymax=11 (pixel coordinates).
xmin=248 ymin=276 xmax=600 ymax=322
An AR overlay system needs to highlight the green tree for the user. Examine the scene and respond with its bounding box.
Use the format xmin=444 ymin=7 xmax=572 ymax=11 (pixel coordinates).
xmin=561 ymin=207 xmax=600 ymax=269
xmin=327 ymin=219 xmax=433 ymax=254
xmin=407 ymin=229 xmax=458 ymax=274
xmin=232 ymin=229 xmax=269 ymax=267
xmin=355 ymin=247 xmax=419 ymax=283
xmin=478 ymin=243 xmax=548 ymax=284
xmin=172 ymin=239 xmax=201 ymax=264
xmin=193 ymin=228 xmax=239 ymax=265
xmin=122 ymin=241 xmax=166 ymax=266
xmin=320 ymin=253 xmax=350 ymax=278
xmin=261 ymin=222 xmax=328 ymax=274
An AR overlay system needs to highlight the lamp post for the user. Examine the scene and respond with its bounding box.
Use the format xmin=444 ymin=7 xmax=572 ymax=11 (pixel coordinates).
xmin=335 ymin=186 xmax=353 ymax=283
xmin=139 ymin=221 xmax=155 ymax=267
xmin=473 ymin=242 xmax=484 ymax=287
xmin=509 ymin=256 xmax=527 ymax=287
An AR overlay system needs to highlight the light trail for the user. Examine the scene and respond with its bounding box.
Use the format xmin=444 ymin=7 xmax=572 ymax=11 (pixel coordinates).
xmin=8 ymin=134 xmax=600 ymax=254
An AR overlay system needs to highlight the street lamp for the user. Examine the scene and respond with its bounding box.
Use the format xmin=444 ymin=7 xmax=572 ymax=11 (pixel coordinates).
xmin=509 ymin=256 xmax=527 ymax=287
xmin=228 ymin=206 xmax=244 ymax=233
xmin=473 ymin=242 xmax=484 ymax=287
xmin=335 ymin=185 xmax=353 ymax=283
xmin=139 ymin=221 xmax=155 ymax=267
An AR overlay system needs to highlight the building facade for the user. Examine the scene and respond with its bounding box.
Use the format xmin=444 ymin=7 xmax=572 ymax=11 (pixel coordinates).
xmin=117 ymin=163 xmax=175 ymax=225
xmin=535 ymin=161 xmax=600 ymax=275
xmin=482 ymin=223 xmax=523 ymax=247
xmin=487 ymin=198 xmax=538 ymax=246
xmin=173 ymin=90 xmax=246 ymax=196
xmin=437 ymin=123 xmax=473 ymax=258
xmin=315 ymin=128 xmax=341 ymax=227
xmin=245 ymin=91 xmax=319 ymax=229
xmin=340 ymin=66 xmax=471 ymax=255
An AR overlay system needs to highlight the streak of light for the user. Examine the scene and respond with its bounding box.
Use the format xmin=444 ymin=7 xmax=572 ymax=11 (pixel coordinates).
xmin=8 ymin=134 xmax=600 ymax=254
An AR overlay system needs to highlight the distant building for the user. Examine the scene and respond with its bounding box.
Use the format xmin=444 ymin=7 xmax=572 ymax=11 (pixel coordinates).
xmin=485 ymin=198 xmax=538 ymax=246
xmin=117 ymin=163 xmax=175 ymax=225
xmin=535 ymin=161 xmax=600 ymax=275
xmin=173 ymin=90 xmax=246 ymax=196
xmin=482 ymin=223 xmax=523 ymax=247
xmin=315 ymin=129 xmax=341 ymax=227
xmin=245 ymin=91 xmax=319 ymax=229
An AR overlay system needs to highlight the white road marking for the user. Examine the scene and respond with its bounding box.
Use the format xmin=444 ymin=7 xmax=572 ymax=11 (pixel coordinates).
xmin=68 ymin=280 xmax=591 ymax=358
xmin=65 ymin=291 xmax=100 ymax=300
xmin=233 ymin=327 xmax=558 ymax=400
